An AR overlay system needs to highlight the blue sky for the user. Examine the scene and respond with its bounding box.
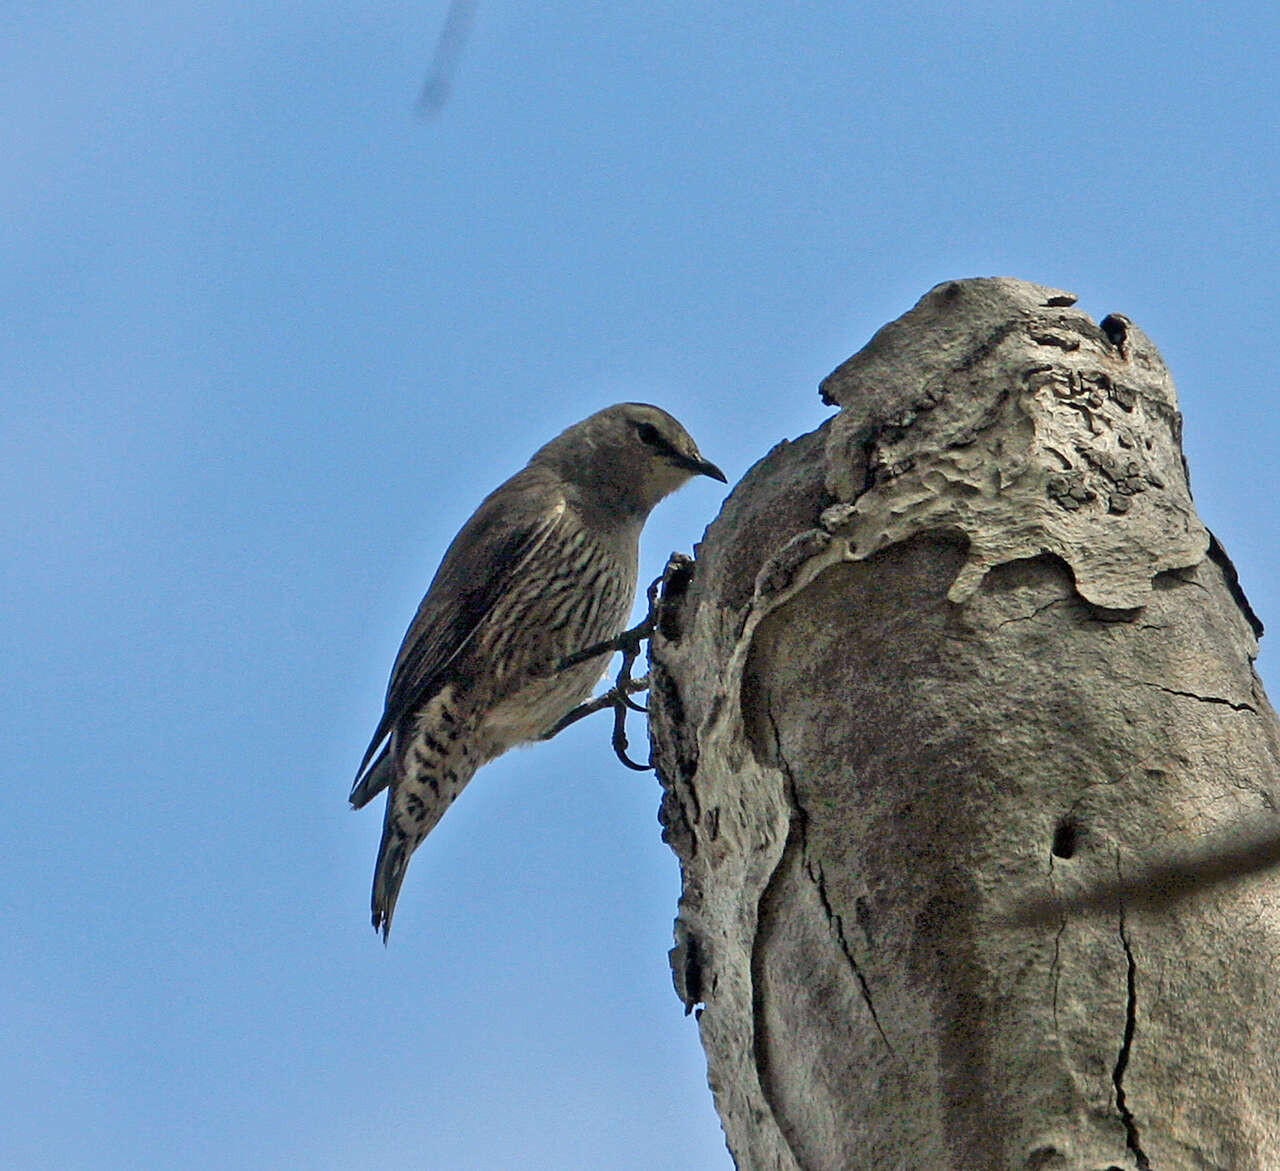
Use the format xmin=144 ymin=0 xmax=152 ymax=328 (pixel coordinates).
xmin=4 ymin=3 xmax=1277 ymax=1168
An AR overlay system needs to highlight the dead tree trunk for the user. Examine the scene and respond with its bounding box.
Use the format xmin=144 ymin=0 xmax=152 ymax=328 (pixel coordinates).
xmin=650 ymin=278 xmax=1280 ymax=1170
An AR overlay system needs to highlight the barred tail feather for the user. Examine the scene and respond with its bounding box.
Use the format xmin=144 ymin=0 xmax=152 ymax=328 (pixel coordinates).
xmin=372 ymin=828 xmax=412 ymax=942
xmin=370 ymin=767 xmax=469 ymax=941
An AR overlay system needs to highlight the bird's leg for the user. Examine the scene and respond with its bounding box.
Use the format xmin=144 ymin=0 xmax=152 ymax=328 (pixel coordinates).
xmin=543 ymin=563 xmax=682 ymax=768
xmin=556 ymin=557 xmax=676 ymax=674
xmin=612 ymin=621 xmax=650 ymax=714
xmin=556 ymin=613 xmax=653 ymax=673
xmin=540 ymin=672 xmax=653 ymax=770
xmin=540 ymin=676 xmax=649 ymax=740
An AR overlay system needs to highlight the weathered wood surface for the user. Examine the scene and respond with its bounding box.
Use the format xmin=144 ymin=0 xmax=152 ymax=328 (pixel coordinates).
xmin=651 ymin=278 xmax=1280 ymax=1170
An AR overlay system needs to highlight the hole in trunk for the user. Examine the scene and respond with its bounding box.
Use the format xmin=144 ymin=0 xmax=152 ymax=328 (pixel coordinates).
xmin=1051 ymin=816 xmax=1080 ymax=859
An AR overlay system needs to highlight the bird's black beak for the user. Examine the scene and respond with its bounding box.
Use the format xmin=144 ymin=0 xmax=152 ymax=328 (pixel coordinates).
xmin=688 ymin=455 xmax=727 ymax=483
xmin=701 ymin=459 xmax=728 ymax=484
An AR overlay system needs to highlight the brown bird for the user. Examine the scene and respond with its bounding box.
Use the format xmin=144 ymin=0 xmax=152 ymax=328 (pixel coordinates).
xmin=350 ymin=404 xmax=725 ymax=939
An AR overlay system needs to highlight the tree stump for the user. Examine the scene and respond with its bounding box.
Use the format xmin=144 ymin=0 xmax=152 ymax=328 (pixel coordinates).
xmin=650 ymin=278 xmax=1280 ymax=1170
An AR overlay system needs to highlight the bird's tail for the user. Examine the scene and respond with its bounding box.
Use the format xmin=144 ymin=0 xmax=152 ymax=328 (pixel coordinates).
xmin=371 ymin=827 xmax=413 ymax=943
xmin=370 ymin=767 xmax=471 ymax=941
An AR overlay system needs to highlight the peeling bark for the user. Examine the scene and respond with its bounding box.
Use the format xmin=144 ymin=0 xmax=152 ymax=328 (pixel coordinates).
xmin=651 ymin=279 xmax=1280 ymax=1170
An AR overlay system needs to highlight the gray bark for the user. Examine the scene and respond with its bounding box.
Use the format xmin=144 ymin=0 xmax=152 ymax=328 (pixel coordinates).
xmin=650 ymin=278 xmax=1280 ymax=1170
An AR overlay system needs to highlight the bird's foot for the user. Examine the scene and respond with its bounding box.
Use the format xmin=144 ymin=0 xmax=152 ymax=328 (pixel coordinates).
xmin=542 ymin=559 xmax=693 ymax=769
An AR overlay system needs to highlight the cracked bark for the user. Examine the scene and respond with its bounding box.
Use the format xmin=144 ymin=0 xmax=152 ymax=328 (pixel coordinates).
xmin=649 ymin=279 xmax=1280 ymax=1170
xmin=1112 ymin=896 xmax=1148 ymax=1171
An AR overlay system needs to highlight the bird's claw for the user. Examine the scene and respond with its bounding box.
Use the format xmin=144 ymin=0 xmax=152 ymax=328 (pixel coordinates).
xmin=611 ymin=698 xmax=652 ymax=771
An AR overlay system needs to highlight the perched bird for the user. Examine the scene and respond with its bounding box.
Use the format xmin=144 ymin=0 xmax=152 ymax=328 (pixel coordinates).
xmin=351 ymin=403 xmax=726 ymax=939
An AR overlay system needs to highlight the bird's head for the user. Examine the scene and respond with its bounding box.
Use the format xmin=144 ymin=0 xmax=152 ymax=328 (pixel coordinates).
xmin=532 ymin=403 xmax=727 ymax=518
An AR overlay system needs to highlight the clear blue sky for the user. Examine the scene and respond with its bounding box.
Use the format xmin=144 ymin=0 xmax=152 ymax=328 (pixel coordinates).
xmin=4 ymin=4 xmax=1278 ymax=1168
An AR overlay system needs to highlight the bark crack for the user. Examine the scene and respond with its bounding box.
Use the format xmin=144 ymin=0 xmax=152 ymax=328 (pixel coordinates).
xmin=1112 ymin=881 xmax=1151 ymax=1170
xmin=1152 ymin=685 xmax=1256 ymax=714
xmin=1115 ymin=674 xmax=1257 ymax=714
xmin=992 ymin=596 xmax=1068 ymax=631
xmin=1047 ymin=852 xmax=1066 ymax=1036
xmin=768 ymin=707 xmax=894 ymax=1055
xmin=811 ymin=855 xmax=895 ymax=1055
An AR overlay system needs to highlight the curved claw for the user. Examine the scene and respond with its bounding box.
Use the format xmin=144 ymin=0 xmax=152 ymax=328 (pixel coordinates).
xmin=616 ymin=745 xmax=652 ymax=771
xmin=611 ymin=700 xmax=653 ymax=772
xmin=622 ymin=694 xmax=649 ymax=714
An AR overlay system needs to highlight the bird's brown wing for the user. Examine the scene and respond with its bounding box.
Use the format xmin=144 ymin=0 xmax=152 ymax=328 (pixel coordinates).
xmin=350 ymin=469 xmax=567 ymax=798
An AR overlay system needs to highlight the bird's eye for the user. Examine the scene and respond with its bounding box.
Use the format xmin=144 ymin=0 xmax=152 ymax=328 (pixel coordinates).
xmin=636 ymin=422 xmax=662 ymax=447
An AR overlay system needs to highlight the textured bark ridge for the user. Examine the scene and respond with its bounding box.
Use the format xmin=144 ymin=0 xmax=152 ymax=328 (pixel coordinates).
xmin=650 ymin=279 xmax=1280 ymax=1170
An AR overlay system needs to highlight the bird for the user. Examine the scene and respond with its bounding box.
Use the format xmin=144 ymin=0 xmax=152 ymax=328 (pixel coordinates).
xmin=350 ymin=403 xmax=726 ymax=940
